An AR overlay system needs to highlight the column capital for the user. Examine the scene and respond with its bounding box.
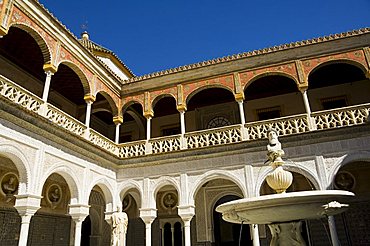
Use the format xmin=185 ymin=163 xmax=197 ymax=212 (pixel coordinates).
xmin=143 ymin=110 xmax=154 ymax=119
xmin=14 ymin=194 xmax=42 ymax=216
xmin=69 ymin=204 xmax=90 ymax=222
xmin=84 ymin=94 xmax=96 ymax=103
xmin=139 ymin=207 xmax=157 ymax=224
xmin=113 ymin=115 xmax=123 ymax=125
xmin=298 ymin=86 xmax=308 ymax=93
xmin=366 ymin=70 xmax=370 ymax=79
xmin=234 ymin=92 xmax=245 ymax=102
xmin=177 ymin=104 xmax=187 ymax=112
xmin=43 ymin=63 xmax=58 ymax=74
xmin=0 ymin=26 xmax=8 ymax=37
xmin=178 ymin=205 xmax=195 ymax=221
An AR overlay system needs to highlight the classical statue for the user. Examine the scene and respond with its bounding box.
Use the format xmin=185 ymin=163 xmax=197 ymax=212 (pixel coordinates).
xmin=111 ymin=206 xmax=128 ymax=246
xmin=266 ymin=129 xmax=284 ymax=164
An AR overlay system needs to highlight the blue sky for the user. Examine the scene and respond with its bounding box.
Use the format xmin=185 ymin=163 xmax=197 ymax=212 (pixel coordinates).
xmin=39 ymin=0 xmax=370 ymax=76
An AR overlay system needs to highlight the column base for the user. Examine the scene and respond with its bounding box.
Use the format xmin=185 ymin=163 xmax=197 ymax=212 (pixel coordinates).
xmin=268 ymin=221 xmax=306 ymax=246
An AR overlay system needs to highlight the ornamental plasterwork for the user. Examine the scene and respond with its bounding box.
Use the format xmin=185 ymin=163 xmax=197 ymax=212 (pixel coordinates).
xmin=1 ymin=172 xmax=18 ymax=202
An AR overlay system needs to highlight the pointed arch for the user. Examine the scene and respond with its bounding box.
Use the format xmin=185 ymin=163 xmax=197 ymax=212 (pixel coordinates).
xmin=86 ymin=177 xmax=115 ymax=212
xmin=94 ymin=91 xmax=119 ymax=117
xmin=118 ymin=180 xmax=143 ymax=208
xmin=328 ymin=151 xmax=370 ymax=188
xmin=9 ymin=23 xmax=52 ymax=64
xmin=254 ymin=162 xmax=321 ymax=197
xmin=0 ymin=144 xmax=31 ymax=194
xmin=243 ymin=72 xmax=299 ymax=92
xmin=190 ymin=170 xmax=247 ymax=205
xmin=39 ymin=164 xmax=81 ymax=204
xmin=56 ymin=61 xmax=91 ymax=96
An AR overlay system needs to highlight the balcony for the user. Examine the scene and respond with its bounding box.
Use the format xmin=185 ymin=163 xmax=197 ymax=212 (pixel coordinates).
xmin=1 ymin=74 xmax=369 ymax=159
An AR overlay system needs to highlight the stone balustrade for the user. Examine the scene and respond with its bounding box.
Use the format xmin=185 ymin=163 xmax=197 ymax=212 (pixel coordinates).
xmin=1 ymin=75 xmax=369 ymax=159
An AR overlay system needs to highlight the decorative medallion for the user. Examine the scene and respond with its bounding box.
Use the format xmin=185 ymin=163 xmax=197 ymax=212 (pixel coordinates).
xmin=334 ymin=171 xmax=355 ymax=191
xmin=162 ymin=192 xmax=177 ymax=210
xmin=47 ymin=184 xmax=62 ymax=208
xmin=1 ymin=172 xmax=18 ymax=197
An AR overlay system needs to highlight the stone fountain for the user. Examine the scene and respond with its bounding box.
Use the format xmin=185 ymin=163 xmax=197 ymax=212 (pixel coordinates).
xmin=216 ymin=129 xmax=354 ymax=245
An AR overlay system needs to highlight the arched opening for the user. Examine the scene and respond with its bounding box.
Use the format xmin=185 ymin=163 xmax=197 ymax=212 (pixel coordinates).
xmin=0 ymin=155 xmax=21 ymax=245
xmin=152 ymin=96 xmax=179 ymax=138
xmin=187 ymin=88 xmax=236 ymax=131
xmin=82 ymin=186 xmax=111 ymax=246
xmin=29 ymin=173 xmax=72 ymax=245
xmin=90 ymin=93 xmax=116 ymax=141
xmin=260 ymin=171 xmax=315 ymax=245
xmin=213 ymin=195 xmax=251 ymax=246
xmin=121 ymin=103 xmax=145 ymax=143
xmin=327 ymin=161 xmax=370 ymax=245
xmin=308 ymin=62 xmax=369 ymax=111
xmin=49 ymin=63 xmax=86 ymax=118
xmin=244 ymin=75 xmax=302 ymax=122
xmin=0 ymin=26 xmax=45 ymax=97
xmin=153 ymin=185 xmax=181 ymax=246
xmin=194 ymin=178 xmax=249 ymax=245
xmin=121 ymin=190 xmax=145 ymax=246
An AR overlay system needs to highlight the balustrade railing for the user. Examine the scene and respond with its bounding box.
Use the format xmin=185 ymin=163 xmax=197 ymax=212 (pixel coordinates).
xmin=150 ymin=135 xmax=181 ymax=154
xmin=245 ymin=114 xmax=310 ymax=140
xmin=1 ymin=75 xmax=369 ymax=159
xmin=185 ymin=125 xmax=242 ymax=149
xmin=46 ymin=104 xmax=86 ymax=137
xmin=312 ymin=103 xmax=370 ymax=130
xmin=0 ymin=75 xmax=42 ymax=113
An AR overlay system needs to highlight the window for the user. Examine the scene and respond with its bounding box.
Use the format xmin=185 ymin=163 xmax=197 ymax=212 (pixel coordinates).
xmin=256 ymin=106 xmax=281 ymax=121
xmin=321 ymin=96 xmax=348 ymax=110
xmin=207 ymin=116 xmax=231 ymax=129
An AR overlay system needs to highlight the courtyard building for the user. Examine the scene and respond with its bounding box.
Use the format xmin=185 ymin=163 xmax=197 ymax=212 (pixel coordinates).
xmin=0 ymin=0 xmax=369 ymax=245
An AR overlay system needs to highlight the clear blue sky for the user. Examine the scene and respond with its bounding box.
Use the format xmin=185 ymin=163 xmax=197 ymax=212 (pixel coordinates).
xmin=39 ymin=0 xmax=370 ymax=76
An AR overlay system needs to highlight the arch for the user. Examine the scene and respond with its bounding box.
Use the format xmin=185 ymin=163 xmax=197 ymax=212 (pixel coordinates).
xmin=0 ymin=144 xmax=31 ymax=194
xmin=94 ymin=91 xmax=119 ymax=116
xmin=151 ymin=94 xmax=177 ymax=109
xmin=243 ymin=72 xmax=299 ymax=92
xmin=86 ymin=178 xmax=115 ymax=212
xmin=328 ymin=151 xmax=370 ymax=189
xmin=56 ymin=61 xmax=91 ymax=96
xmin=190 ymin=170 xmax=247 ymax=205
xmin=39 ymin=164 xmax=80 ymax=204
xmin=118 ymin=180 xmax=143 ymax=208
xmin=307 ymin=59 xmax=369 ymax=79
xmin=254 ymin=163 xmax=321 ymax=197
xmin=121 ymin=101 xmax=144 ymax=115
xmin=185 ymin=85 xmax=235 ymax=105
xmin=152 ymin=176 xmax=181 ymax=202
xmin=9 ymin=23 xmax=52 ymax=64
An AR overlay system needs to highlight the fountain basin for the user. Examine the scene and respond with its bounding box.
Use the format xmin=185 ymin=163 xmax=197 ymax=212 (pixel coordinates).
xmin=216 ymin=190 xmax=354 ymax=224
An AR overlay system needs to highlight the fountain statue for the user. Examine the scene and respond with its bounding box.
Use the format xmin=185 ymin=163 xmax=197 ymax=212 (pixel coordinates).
xmin=216 ymin=129 xmax=354 ymax=246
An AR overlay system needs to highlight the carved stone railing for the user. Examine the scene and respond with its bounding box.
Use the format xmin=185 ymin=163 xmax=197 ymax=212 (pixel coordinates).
xmin=88 ymin=128 xmax=118 ymax=154
xmin=245 ymin=114 xmax=310 ymax=140
xmin=0 ymin=75 xmax=42 ymax=113
xmin=1 ymin=75 xmax=369 ymax=159
xmin=312 ymin=103 xmax=370 ymax=130
xmin=117 ymin=140 xmax=146 ymax=158
xmin=46 ymin=104 xmax=86 ymax=138
xmin=185 ymin=125 xmax=242 ymax=149
xmin=150 ymin=135 xmax=181 ymax=154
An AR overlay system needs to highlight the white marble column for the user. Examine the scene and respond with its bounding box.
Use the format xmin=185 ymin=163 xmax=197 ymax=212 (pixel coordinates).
xmin=146 ymin=116 xmax=152 ymax=141
xmin=69 ymin=204 xmax=90 ymax=246
xmin=83 ymin=94 xmax=95 ymax=139
xmin=14 ymin=194 xmax=42 ymax=246
xmin=178 ymin=205 xmax=195 ymax=246
xmin=328 ymin=215 xmax=340 ymax=246
xmin=113 ymin=116 xmax=123 ymax=144
xmin=178 ymin=106 xmax=187 ymax=149
xmin=237 ymin=100 xmax=246 ymax=125
xmin=179 ymin=110 xmax=186 ymax=135
xmin=300 ymin=89 xmax=316 ymax=130
xmin=140 ymin=208 xmax=157 ymax=246
xmin=42 ymin=71 xmax=54 ymax=102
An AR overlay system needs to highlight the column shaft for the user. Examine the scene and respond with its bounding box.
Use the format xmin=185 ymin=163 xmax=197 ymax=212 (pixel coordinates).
xmin=183 ymin=220 xmax=191 ymax=246
xmin=115 ymin=123 xmax=121 ymax=144
xmin=42 ymin=71 xmax=53 ymax=102
xmin=145 ymin=222 xmax=152 ymax=246
xmin=74 ymin=220 xmax=83 ymax=246
xmin=237 ymin=100 xmax=246 ymax=125
xmin=85 ymin=102 xmax=92 ymax=128
xmin=180 ymin=111 xmax=186 ymax=135
xmin=251 ymin=224 xmax=260 ymax=246
xmin=146 ymin=117 xmax=151 ymax=141
xmin=18 ymin=214 xmax=32 ymax=246
xmin=328 ymin=216 xmax=340 ymax=246
xmin=301 ymin=90 xmax=312 ymax=115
